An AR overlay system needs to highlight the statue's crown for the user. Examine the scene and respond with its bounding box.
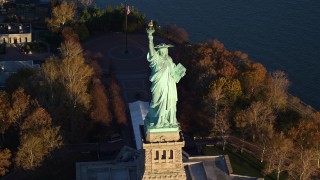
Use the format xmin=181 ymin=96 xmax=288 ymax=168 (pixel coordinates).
xmin=154 ymin=43 xmax=174 ymax=49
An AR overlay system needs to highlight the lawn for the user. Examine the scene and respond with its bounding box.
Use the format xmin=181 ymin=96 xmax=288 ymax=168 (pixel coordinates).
xmin=202 ymin=144 xmax=286 ymax=180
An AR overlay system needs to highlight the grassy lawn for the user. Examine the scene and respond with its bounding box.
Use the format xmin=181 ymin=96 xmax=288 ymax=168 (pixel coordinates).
xmin=202 ymin=144 xmax=286 ymax=180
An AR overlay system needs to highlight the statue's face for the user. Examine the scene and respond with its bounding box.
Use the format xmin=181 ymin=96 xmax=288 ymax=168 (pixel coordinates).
xmin=158 ymin=48 xmax=168 ymax=57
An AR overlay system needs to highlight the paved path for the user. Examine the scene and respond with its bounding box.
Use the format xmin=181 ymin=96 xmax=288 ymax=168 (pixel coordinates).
xmin=83 ymin=33 xmax=170 ymax=103
xmin=194 ymin=136 xmax=261 ymax=157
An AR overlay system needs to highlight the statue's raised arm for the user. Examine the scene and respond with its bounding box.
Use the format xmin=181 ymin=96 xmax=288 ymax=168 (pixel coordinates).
xmin=147 ymin=21 xmax=156 ymax=57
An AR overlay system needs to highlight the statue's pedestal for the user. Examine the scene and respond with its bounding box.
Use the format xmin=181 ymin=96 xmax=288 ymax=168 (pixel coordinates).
xmin=145 ymin=127 xmax=180 ymax=142
xmin=138 ymin=125 xmax=186 ymax=180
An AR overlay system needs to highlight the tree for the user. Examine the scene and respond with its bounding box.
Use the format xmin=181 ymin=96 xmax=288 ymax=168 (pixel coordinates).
xmin=240 ymin=61 xmax=267 ymax=100
xmin=41 ymin=56 xmax=60 ymax=103
xmin=234 ymin=101 xmax=275 ymax=143
xmin=216 ymin=58 xmax=238 ymax=78
xmin=162 ymin=24 xmax=189 ymax=44
xmin=7 ymin=88 xmax=31 ymax=126
xmin=207 ymin=78 xmax=225 ymax=128
xmin=0 ymin=147 xmax=11 ymax=176
xmin=268 ymin=70 xmax=289 ymax=110
xmin=289 ymin=120 xmax=319 ymax=151
xmin=59 ymin=35 xmax=93 ymax=109
xmin=60 ymin=56 xmax=93 ymax=109
xmin=246 ymin=101 xmax=275 ymax=142
xmin=288 ymin=148 xmax=317 ymax=180
xmin=222 ymin=78 xmax=242 ymax=106
xmin=0 ymin=91 xmax=10 ymax=141
xmin=234 ymin=110 xmax=249 ymax=153
xmin=90 ymin=80 xmax=112 ymax=125
xmin=289 ymin=120 xmax=320 ymax=169
xmin=207 ymin=77 xmax=242 ymax=127
xmin=109 ymin=78 xmax=127 ymax=125
xmin=15 ymin=135 xmax=48 ymax=170
xmin=79 ymin=0 xmax=92 ymax=6
xmin=257 ymin=122 xmax=274 ymax=163
xmin=47 ymin=1 xmax=75 ymax=32
xmin=60 ymin=36 xmax=83 ymax=59
xmin=15 ymin=108 xmax=62 ymax=170
xmin=213 ymin=108 xmax=230 ymax=150
xmin=265 ymin=132 xmax=293 ymax=180
xmin=21 ymin=108 xmax=53 ymax=133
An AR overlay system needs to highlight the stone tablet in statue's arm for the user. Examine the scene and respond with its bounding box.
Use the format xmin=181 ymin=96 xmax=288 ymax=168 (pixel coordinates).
xmin=173 ymin=63 xmax=186 ymax=83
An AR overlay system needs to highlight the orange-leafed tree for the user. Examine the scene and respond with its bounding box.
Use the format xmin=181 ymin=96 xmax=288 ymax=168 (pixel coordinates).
xmin=0 ymin=91 xmax=10 ymax=141
xmin=0 ymin=147 xmax=11 ymax=176
xmin=15 ymin=108 xmax=62 ymax=170
xmin=109 ymin=78 xmax=127 ymax=125
xmin=7 ymin=88 xmax=31 ymax=127
xmin=162 ymin=24 xmax=189 ymax=44
xmin=268 ymin=70 xmax=290 ymax=110
xmin=240 ymin=61 xmax=268 ymax=100
xmin=90 ymin=80 xmax=112 ymax=126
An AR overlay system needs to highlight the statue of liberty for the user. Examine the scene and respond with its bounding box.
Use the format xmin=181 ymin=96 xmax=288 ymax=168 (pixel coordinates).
xmin=145 ymin=21 xmax=186 ymax=128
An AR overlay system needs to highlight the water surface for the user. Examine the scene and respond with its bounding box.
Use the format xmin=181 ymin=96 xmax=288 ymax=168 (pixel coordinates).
xmin=95 ymin=0 xmax=320 ymax=109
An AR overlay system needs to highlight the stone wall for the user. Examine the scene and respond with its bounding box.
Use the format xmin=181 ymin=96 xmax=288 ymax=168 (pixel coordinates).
xmin=0 ymin=33 xmax=32 ymax=44
xmin=140 ymin=133 xmax=186 ymax=180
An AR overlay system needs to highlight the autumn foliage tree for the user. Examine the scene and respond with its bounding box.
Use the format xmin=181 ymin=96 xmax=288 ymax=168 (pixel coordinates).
xmin=212 ymin=108 xmax=230 ymax=150
xmin=47 ymin=1 xmax=75 ymax=32
xmin=288 ymin=148 xmax=317 ymax=180
xmin=7 ymin=88 xmax=31 ymax=127
xmin=109 ymin=78 xmax=127 ymax=125
xmin=265 ymin=132 xmax=293 ymax=180
xmin=268 ymin=70 xmax=289 ymax=110
xmin=0 ymin=147 xmax=11 ymax=176
xmin=287 ymin=120 xmax=319 ymax=179
xmin=60 ymin=55 xmax=93 ymax=109
xmin=60 ymin=30 xmax=93 ymax=109
xmin=90 ymin=80 xmax=111 ymax=125
xmin=162 ymin=24 xmax=189 ymax=44
xmin=234 ymin=110 xmax=249 ymax=153
xmin=0 ymin=91 xmax=10 ymax=141
xmin=240 ymin=61 xmax=268 ymax=100
xmin=15 ymin=108 xmax=62 ymax=170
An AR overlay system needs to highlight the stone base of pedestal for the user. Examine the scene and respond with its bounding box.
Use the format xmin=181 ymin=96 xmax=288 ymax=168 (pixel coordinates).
xmin=146 ymin=131 xmax=180 ymax=142
xmin=138 ymin=126 xmax=186 ymax=180
xmin=145 ymin=126 xmax=180 ymax=143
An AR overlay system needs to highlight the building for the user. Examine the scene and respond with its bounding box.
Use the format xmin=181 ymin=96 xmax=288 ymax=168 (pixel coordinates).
xmin=0 ymin=23 xmax=32 ymax=44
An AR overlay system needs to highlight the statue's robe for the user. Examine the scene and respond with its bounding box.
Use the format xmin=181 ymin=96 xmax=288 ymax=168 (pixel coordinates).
xmin=146 ymin=51 xmax=182 ymax=127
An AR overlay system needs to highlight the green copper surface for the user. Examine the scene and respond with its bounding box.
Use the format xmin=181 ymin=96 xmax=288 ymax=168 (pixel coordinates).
xmin=144 ymin=28 xmax=186 ymax=132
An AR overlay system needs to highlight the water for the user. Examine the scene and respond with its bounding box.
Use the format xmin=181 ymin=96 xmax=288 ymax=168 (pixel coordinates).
xmin=95 ymin=0 xmax=320 ymax=110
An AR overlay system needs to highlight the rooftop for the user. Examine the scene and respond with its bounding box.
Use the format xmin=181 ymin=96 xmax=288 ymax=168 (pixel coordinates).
xmin=0 ymin=23 xmax=31 ymax=34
